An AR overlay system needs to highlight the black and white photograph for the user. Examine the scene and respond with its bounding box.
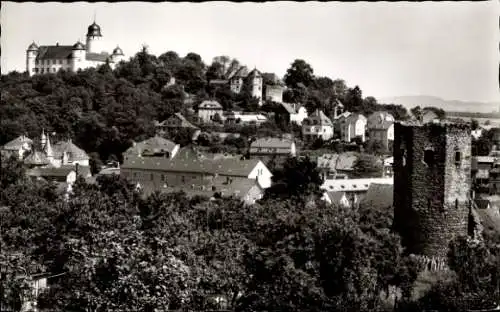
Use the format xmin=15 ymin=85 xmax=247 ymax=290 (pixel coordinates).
xmin=1 ymin=1 xmax=499 ymax=311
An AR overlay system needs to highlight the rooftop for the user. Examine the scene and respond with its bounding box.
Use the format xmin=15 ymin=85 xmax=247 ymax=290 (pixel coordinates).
xmin=250 ymin=137 xmax=295 ymax=149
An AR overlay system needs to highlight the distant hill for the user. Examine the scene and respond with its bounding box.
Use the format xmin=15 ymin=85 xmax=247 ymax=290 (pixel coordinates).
xmin=377 ymin=95 xmax=500 ymax=114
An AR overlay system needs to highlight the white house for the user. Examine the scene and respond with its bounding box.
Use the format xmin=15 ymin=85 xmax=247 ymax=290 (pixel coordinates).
xmin=321 ymin=177 xmax=393 ymax=193
xmin=321 ymin=191 xmax=358 ymax=208
xmin=302 ymin=109 xmax=334 ymax=142
xmin=225 ymin=111 xmax=268 ymax=125
xmin=249 ymin=137 xmax=297 ymax=157
xmin=197 ymin=100 xmax=224 ymax=123
xmin=367 ymin=111 xmax=395 ymax=149
xmin=341 ymin=113 xmax=367 ymax=143
xmin=280 ymin=103 xmax=308 ymax=125
xmin=26 ymin=21 xmax=125 ymax=76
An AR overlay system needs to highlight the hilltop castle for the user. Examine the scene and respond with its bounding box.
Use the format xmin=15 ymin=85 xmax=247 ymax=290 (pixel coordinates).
xmin=26 ymin=20 xmax=125 ymax=76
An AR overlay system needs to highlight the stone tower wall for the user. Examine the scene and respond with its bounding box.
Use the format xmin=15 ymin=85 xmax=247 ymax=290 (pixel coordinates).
xmin=393 ymin=122 xmax=471 ymax=258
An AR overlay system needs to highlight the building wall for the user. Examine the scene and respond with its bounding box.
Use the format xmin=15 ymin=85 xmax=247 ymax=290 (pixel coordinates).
xmin=302 ymin=125 xmax=334 ymax=141
xmin=290 ymin=107 xmax=308 ymax=125
xmin=198 ymin=108 xmax=223 ymax=123
xmin=393 ymin=123 xmax=471 ymax=258
xmin=248 ymin=161 xmax=272 ymax=188
xmin=265 ymin=85 xmax=284 ymax=103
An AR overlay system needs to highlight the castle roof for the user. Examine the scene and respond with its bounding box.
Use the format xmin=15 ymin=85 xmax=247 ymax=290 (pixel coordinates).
xmin=112 ymin=46 xmax=124 ymax=56
xmin=24 ymin=150 xmax=50 ymax=166
xmin=37 ymin=45 xmax=74 ymax=60
xmin=27 ymin=42 xmax=39 ymax=51
xmin=87 ymin=22 xmax=102 ymax=37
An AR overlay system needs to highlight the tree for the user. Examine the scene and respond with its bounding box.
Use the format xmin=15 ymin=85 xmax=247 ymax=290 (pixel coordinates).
xmin=264 ymin=156 xmax=323 ymax=200
xmin=351 ymin=153 xmax=383 ymax=178
xmin=471 ymin=119 xmax=479 ymax=130
xmin=284 ymin=59 xmax=315 ymax=89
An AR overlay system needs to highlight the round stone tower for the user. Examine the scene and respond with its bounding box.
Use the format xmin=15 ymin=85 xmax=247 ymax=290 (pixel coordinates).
xmin=86 ymin=21 xmax=103 ymax=53
xmin=71 ymin=41 xmax=86 ymax=71
xmin=393 ymin=122 xmax=472 ymax=264
xmin=26 ymin=42 xmax=39 ymax=76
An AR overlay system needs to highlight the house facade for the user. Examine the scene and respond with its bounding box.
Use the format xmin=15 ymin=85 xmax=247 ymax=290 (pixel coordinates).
xmin=367 ymin=111 xmax=395 ymax=149
xmin=341 ymin=113 xmax=367 ymax=143
xmin=156 ymin=113 xmax=198 ymax=131
xmin=26 ymin=21 xmax=125 ymax=76
xmin=229 ymin=68 xmax=264 ymax=106
xmin=278 ymin=103 xmax=308 ymax=126
xmin=265 ymin=85 xmax=285 ymax=103
xmin=302 ymin=109 xmax=334 ymax=142
xmin=249 ymin=137 xmax=297 ymax=157
xmin=197 ymin=100 xmax=224 ymax=123
xmin=224 ymin=111 xmax=268 ymax=125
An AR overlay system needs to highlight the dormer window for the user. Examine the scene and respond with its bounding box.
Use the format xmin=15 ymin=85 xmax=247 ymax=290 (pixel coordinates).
xmin=455 ymin=150 xmax=461 ymax=167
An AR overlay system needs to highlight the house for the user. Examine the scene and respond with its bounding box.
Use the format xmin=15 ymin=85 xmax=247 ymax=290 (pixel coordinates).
xmin=341 ymin=113 xmax=367 ymax=143
xmin=321 ymin=191 xmax=358 ymax=208
xmin=472 ymin=156 xmax=496 ymax=192
xmin=229 ymin=67 xmax=264 ymax=105
xmin=121 ymin=147 xmax=273 ymax=195
xmin=302 ymin=109 xmax=334 ymax=142
xmin=383 ymin=156 xmax=394 ymax=177
xmin=249 ymin=137 xmax=297 ymax=157
xmin=155 ymin=113 xmax=199 ymax=131
xmin=197 ymin=100 xmax=224 ymax=123
xmin=50 ymin=139 xmax=90 ymax=167
xmin=125 ymin=135 xmax=180 ymax=159
xmin=224 ymin=111 xmax=268 ymax=125
xmin=1 ymin=135 xmax=33 ymax=160
xmin=265 ymin=85 xmax=285 ymax=103
xmin=334 ymin=111 xmax=352 ymax=136
xmin=367 ymin=112 xmax=395 ymax=149
xmin=331 ymin=99 xmax=345 ymax=119
xmin=277 ymin=103 xmax=308 ymax=125
xmin=359 ymin=183 xmax=394 ymax=210
xmin=316 ymin=152 xmax=358 ymax=180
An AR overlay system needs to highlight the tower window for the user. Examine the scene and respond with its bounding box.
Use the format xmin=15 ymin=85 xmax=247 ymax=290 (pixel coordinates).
xmin=423 ymin=148 xmax=435 ymax=166
xmin=455 ymin=198 xmax=458 ymax=209
xmin=455 ymin=151 xmax=461 ymax=166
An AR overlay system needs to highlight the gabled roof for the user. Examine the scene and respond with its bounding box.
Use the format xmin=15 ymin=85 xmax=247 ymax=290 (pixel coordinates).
xmin=2 ymin=135 xmax=32 ymax=150
xmin=231 ymin=66 xmax=249 ymax=79
xmin=360 ymin=183 xmax=394 ymax=209
xmin=305 ymin=109 xmax=333 ymax=126
xmin=198 ymin=100 xmax=223 ymax=110
xmin=250 ymin=137 xmax=294 ymax=150
xmin=280 ymin=103 xmax=297 ymax=114
xmin=325 ymin=191 xmax=347 ymax=204
xmin=52 ymin=140 xmax=89 ymax=161
xmin=335 ymin=111 xmax=352 ymax=120
xmin=36 ymin=45 xmax=74 ymax=60
xmin=345 ymin=113 xmax=367 ymax=124
xmin=126 ymin=136 xmax=178 ymax=156
xmin=122 ymin=154 xmax=264 ymax=177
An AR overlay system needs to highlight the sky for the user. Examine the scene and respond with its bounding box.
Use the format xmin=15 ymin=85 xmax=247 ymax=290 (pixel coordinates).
xmin=2 ymin=1 xmax=499 ymax=103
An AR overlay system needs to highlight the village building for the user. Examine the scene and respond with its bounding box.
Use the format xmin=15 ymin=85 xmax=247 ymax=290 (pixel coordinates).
xmin=367 ymin=111 xmax=395 ymax=149
xmin=249 ymin=137 xmax=297 ymax=158
xmin=276 ymin=103 xmax=308 ymax=126
xmin=121 ymin=147 xmax=273 ymax=199
xmin=340 ymin=113 xmax=367 ymax=143
xmin=320 ymin=177 xmax=393 ymax=203
xmin=197 ymin=100 xmax=224 ymax=123
xmin=264 ymin=85 xmax=285 ymax=103
xmin=1 ymin=135 xmax=33 ymax=160
xmin=26 ymin=20 xmax=125 ymax=76
xmin=229 ymin=68 xmax=264 ymax=106
xmin=334 ymin=111 xmax=352 ymax=137
xmin=224 ymin=111 xmax=268 ymax=126
xmin=125 ymin=135 xmax=180 ymax=159
xmin=302 ymin=109 xmax=334 ymax=142
xmin=316 ymin=152 xmax=358 ymax=180
xmin=321 ymin=191 xmax=357 ymax=208
xmin=421 ymin=110 xmax=439 ymax=124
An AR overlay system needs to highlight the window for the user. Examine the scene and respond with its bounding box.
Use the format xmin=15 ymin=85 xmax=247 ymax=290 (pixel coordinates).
xmin=428 ymin=198 xmax=431 ymax=209
xmin=423 ymin=148 xmax=435 ymax=166
xmin=161 ymin=174 xmax=165 ymax=182
xmin=150 ymin=173 xmax=154 ymax=181
xmin=181 ymin=176 xmax=185 ymax=183
xmin=455 ymin=199 xmax=459 ymax=209
xmin=41 ymin=68 xmax=44 ymax=73
xmin=455 ymin=151 xmax=461 ymax=166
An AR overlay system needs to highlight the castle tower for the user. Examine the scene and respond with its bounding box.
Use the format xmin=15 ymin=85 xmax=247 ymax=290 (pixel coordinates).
xmin=26 ymin=42 xmax=39 ymax=76
xmin=110 ymin=46 xmax=125 ymax=68
xmin=247 ymin=68 xmax=263 ymax=106
xmin=71 ymin=41 xmax=86 ymax=72
xmin=393 ymin=122 xmax=472 ymax=263
xmin=86 ymin=21 xmax=103 ymax=54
